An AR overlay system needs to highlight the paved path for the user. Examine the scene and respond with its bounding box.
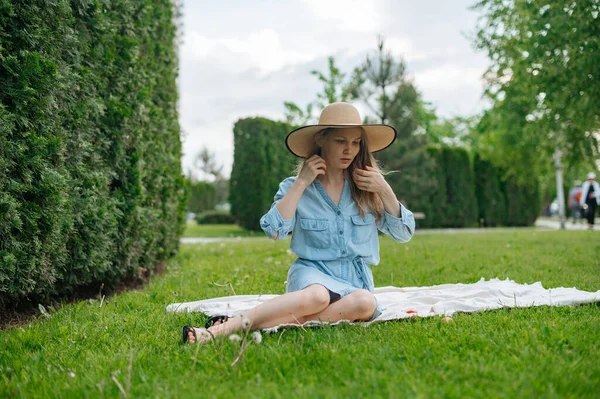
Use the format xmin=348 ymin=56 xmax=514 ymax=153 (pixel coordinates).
xmin=535 ymin=217 xmax=598 ymax=231
xmin=180 ymin=219 xmax=597 ymax=244
xmin=180 ymin=236 xmax=266 ymax=244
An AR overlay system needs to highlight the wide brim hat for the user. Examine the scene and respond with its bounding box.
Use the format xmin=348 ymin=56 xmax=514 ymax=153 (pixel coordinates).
xmin=285 ymin=102 xmax=397 ymax=158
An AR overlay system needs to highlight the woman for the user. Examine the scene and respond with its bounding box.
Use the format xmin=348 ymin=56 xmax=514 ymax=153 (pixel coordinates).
xmin=183 ymin=102 xmax=415 ymax=344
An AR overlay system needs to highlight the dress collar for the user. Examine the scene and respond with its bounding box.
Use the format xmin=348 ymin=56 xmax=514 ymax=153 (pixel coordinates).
xmin=314 ymin=178 xmax=349 ymax=210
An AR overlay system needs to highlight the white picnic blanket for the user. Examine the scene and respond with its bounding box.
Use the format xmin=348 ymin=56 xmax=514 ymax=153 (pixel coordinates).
xmin=166 ymin=278 xmax=600 ymax=332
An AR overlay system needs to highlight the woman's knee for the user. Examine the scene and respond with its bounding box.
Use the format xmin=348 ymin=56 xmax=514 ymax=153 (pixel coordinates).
xmin=351 ymin=290 xmax=377 ymax=319
xmin=299 ymin=284 xmax=331 ymax=313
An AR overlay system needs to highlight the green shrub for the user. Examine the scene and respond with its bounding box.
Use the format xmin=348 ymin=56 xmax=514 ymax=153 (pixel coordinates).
xmin=423 ymin=146 xmax=478 ymax=228
xmin=230 ymin=118 xmax=296 ymax=230
xmin=187 ymin=181 xmax=216 ymax=213
xmin=474 ymin=153 xmax=506 ymax=227
xmin=0 ymin=0 xmax=186 ymax=310
xmin=502 ymin=175 xmax=541 ymax=226
xmin=474 ymin=154 xmax=540 ymax=227
xmin=441 ymin=147 xmax=478 ymax=227
xmin=195 ymin=211 xmax=236 ymax=225
xmin=421 ymin=146 xmax=449 ymax=228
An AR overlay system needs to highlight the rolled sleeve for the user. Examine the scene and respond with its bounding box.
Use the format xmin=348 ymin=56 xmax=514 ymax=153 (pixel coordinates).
xmin=260 ymin=204 xmax=295 ymax=240
xmin=377 ymin=202 xmax=415 ymax=243
xmin=259 ymin=177 xmax=297 ymax=240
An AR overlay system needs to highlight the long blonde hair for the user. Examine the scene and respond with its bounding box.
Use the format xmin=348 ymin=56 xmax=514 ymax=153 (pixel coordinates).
xmin=294 ymin=128 xmax=385 ymax=220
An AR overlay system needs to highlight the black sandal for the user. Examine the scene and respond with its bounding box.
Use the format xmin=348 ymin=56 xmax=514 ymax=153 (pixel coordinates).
xmin=204 ymin=315 xmax=229 ymax=329
xmin=182 ymin=325 xmax=196 ymax=344
xmin=181 ymin=325 xmax=215 ymax=344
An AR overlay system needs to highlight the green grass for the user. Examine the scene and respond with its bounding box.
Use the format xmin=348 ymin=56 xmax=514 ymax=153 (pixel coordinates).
xmin=1 ymin=230 xmax=599 ymax=398
xmin=182 ymin=222 xmax=261 ymax=238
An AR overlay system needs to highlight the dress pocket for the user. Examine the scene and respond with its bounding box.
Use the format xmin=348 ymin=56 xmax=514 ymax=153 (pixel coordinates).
xmin=299 ymin=218 xmax=331 ymax=249
xmin=351 ymin=213 xmax=375 ymax=244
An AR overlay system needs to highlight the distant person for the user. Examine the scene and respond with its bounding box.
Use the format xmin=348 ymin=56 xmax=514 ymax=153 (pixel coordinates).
xmin=567 ymin=180 xmax=583 ymax=224
xmin=579 ymin=172 xmax=600 ymax=230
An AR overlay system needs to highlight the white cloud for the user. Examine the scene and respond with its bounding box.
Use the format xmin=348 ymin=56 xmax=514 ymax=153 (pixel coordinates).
xmin=302 ymin=0 xmax=383 ymax=33
xmin=384 ymin=37 xmax=427 ymax=61
xmin=182 ymin=29 xmax=316 ymax=74
xmin=413 ymin=63 xmax=485 ymax=91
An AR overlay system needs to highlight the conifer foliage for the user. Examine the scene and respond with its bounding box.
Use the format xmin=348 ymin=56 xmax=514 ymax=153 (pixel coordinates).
xmin=0 ymin=0 xmax=186 ymax=309
xmin=230 ymin=118 xmax=296 ymax=230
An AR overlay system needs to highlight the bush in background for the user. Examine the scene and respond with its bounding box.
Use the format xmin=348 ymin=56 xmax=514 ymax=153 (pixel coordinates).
xmin=441 ymin=146 xmax=479 ymax=227
xmin=228 ymin=119 xmax=541 ymax=230
xmin=187 ymin=181 xmax=216 ymax=214
xmin=502 ymin=176 xmax=541 ymax=226
xmin=195 ymin=211 xmax=236 ymax=225
xmin=474 ymin=154 xmax=506 ymax=227
xmin=230 ymin=118 xmax=296 ymax=230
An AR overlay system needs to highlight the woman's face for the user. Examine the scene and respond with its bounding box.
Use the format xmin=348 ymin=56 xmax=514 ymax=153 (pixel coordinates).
xmin=319 ymin=127 xmax=363 ymax=170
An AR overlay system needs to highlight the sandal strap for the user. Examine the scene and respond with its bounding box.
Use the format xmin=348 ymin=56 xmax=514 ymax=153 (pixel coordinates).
xmin=205 ymin=315 xmax=229 ymax=328
xmin=182 ymin=325 xmax=197 ymax=343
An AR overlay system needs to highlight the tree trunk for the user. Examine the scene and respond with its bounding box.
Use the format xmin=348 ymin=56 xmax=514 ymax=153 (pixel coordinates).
xmin=553 ymin=147 xmax=566 ymax=230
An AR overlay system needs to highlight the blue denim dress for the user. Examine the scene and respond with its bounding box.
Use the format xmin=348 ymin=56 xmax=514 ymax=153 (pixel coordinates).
xmin=260 ymin=176 xmax=415 ymax=320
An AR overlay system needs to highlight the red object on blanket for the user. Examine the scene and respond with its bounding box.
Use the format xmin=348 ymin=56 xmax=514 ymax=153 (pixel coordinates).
xmin=406 ymin=310 xmax=417 ymax=314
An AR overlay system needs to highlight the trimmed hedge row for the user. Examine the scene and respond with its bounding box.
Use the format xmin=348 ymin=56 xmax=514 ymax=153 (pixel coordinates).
xmin=439 ymin=146 xmax=479 ymax=228
xmin=195 ymin=211 xmax=235 ymax=225
xmin=187 ymin=181 xmax=216 ymax=214
xmin=474 ymin=153 xmax=506 ymax=227
xmin=473 ymin=155 xmax=540 ymax=227
xmin=426 ymin=147 xmax=540 ymax=228
xmin=0 ymin=0 xmax=186 ymax=309
xmin=229 ymin=118 xmax=297 ymax=230
xmin=228 ymin=117 xmax=541 ymax=230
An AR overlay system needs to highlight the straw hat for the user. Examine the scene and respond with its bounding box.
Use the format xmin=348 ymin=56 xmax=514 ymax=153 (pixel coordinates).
xmin=587 ymin=172 xmax=596 ymax=180
xmin=285 ymin=102 xmax=397 ymax=158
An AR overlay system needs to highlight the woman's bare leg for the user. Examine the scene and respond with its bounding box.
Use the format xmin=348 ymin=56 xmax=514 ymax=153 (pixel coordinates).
xmin=301 ymin=289 xmax=377 ymax=323
xmin=210 ymin=289 xmax=375 ymax=332
xmin=187 ymin=284 xmax=331 ymax=343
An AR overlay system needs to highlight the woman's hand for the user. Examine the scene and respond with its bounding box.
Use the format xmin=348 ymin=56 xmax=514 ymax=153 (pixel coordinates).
xmin=354 ymin=166 xmax=402 ymax=219
xmin=352 ymin=165 xmax=389 ymax=194
xmin=297 ymin=155 xmax=327 ymax=187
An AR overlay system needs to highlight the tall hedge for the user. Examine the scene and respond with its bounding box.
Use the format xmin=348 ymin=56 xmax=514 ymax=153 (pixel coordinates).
xmin=420 ymin=146 xmax=448 ymax=228
xmin=424 ymin=146 xmax=478 ymax=228
xmin=502 ymin=176 xmax=541 ymax=226
xmin=474 ymin=154 xmax=540 ymax=227
xmin=443 ymin=147 xmax=478 ymax=227
xmin=0 ymin=0 xmax=186 ymax=309
xmin=230 ymin=118 xmax=296 ymax=230
xmin=187 ymin=181 xmax=216 ymax=213
xmin=474 ymin=153 xmax=506 ymax=227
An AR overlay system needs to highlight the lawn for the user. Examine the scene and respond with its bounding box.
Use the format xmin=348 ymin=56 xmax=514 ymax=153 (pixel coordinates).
xmin=1 ymin=230 xmax=599 ymax=398
xmin=182 ymin=222 xmax=261 ymax=238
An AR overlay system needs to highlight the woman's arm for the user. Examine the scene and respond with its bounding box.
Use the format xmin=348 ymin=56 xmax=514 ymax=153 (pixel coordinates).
xmin=378 ymin=184 xmax=401 ymax=219
xmin=353 ymin=166 xmax=415 ymax=241
xmin=377 ymin=184 xmax=414 ymax=238
xmin=275 ymin=179 xmax=309 ymax=220
xmin=260 ymin=155 xmax=327 ymax=240
xmin=259 ymin=178 xmax=298 ymax=240
xmin=277 ymin=155 xmax=327 ymax=219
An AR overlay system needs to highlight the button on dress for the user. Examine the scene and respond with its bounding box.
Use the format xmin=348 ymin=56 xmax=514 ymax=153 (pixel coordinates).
xmin=260 ymin=176 xmax=415 ymax=320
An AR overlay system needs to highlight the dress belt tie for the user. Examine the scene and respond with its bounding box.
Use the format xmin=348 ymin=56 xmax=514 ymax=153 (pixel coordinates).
xmin=352 ymin=257 xmax=374 ymax=293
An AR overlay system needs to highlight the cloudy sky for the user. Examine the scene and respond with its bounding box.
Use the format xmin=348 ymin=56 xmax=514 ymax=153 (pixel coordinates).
xmin=178 ymin=0 xmax=491 ymax=180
